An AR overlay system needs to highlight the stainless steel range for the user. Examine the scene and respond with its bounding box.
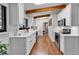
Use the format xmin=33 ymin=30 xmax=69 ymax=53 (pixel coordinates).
xmin=55 ymin=32 xmax=60 ymax=50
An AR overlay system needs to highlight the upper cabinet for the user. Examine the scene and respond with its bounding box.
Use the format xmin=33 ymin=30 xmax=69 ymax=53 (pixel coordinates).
xmin=9 ymin=3 xmax=19 ymax=26
xmin=9 ymin=3 xmax=24 ymax=26
xmin=18 ymin=4 xmax=24 ymax=26
xmin=71 ymin=4 xmax=79 ymax=26
xmin=57 ymin=4 xmax=71 ymax=26
xmin=57 ymin=4 xmax=79 ymax=26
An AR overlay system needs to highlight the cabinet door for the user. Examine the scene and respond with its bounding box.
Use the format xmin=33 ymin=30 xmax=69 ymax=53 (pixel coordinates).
xmin=64 ymin=36 xmax=78 ymax=55
xmin=64 ymin=4 xmax=71 ymax=26
xmin=10 ymin=38 xmax=26 ymax=55
xmin=77 ymin=37 xmax=79 ymax=54
xmin=18 ymin=3 xmax=24 ymax=25
xmin=26 ymin=37 xmax=31 ymax=54
xmin=71 ymin=4 xmax=79 ymax=26
xmin=29 ymin=33 xmax=36 ymax=52
xmin=9 ymin=4 xmax=18 ymax=26
xmin=26 ymin=33 xmax=36 ymax=55
xmin=60 ymin=35 xmax=64 ymax=53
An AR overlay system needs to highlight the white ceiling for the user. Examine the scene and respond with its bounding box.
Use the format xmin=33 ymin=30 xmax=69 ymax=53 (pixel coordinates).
xmin=24 ymin=3 xmax=66 ymax=17
xmin=24 ymin=3 xmax=65 ymax=10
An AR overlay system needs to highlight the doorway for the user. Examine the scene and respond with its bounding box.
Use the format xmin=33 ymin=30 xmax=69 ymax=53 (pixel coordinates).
xmin=43 ymin=22 xmax=48 ymax=34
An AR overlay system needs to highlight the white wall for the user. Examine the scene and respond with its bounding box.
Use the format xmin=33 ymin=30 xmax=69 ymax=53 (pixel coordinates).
xmin=49 ymin=13 xmax=58 ymax=30
xmin=51 ymin=14 xmax=58 ymax=29
xmin=24 ymin=14 xmax=36 ymax=28
xmin=48 ymin=14 xmax=57 ymax=42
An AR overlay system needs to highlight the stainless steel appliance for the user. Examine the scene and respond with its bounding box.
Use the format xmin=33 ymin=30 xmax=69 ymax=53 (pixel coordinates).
xmin=58 ymin=18 xmax=66 ymax=26
xmin=55 ymin=32 xmax=60 ymax=50
xmin=62 ymin=29 xmax=71 ymax=34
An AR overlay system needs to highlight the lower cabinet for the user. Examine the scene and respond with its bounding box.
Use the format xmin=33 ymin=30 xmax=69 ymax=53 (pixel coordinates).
xmin=9 ymin=32 xmax=36 ymax=55
xmin=60 ymin=35 xmax=64 ymax=53
xmin=9 ymin=37 xmax=26 ymax=55
xmin=26 ymin=33 xmax=36 ymax=54
xmin=60 ymin=35 xmax=79 ymax=55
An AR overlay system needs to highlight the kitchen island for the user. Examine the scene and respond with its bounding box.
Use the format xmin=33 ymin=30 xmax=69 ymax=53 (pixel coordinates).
xmin=9 ymin=29 xmax=37 ymax=55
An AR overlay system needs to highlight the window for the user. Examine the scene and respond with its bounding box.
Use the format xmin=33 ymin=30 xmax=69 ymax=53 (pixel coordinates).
xmin=0 ymin=4 xmax=6 ymax=32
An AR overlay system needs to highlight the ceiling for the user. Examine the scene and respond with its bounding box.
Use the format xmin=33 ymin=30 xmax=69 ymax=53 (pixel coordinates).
xmin=24 ymin=3 xmax=66 ymax=18
xmin=24 ymin=3 xmax=65 ymax=10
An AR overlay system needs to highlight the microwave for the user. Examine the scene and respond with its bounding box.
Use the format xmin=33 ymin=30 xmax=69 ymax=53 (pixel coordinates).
xmin=62 ymin=29 xmax=71 ymax=34
xmin=58 ymin=18 xmax=66 ymax=26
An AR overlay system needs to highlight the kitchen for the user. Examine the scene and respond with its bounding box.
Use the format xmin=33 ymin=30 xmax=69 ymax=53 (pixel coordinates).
xmin=0 ymin=3 xmax=79 ymax=55
xmin=48 ymin=4 xmax=79 ymax=55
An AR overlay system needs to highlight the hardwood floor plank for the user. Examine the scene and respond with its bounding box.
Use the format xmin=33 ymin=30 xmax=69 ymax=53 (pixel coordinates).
xmin=30 ymin=33 xmax=62 ymax=55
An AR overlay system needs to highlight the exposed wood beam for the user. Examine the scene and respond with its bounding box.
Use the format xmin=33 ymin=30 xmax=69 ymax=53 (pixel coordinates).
xmin=34 ymin=14 xmax=50 ymax=19
xmin=26 ymin=4 xmax=66 ymax=14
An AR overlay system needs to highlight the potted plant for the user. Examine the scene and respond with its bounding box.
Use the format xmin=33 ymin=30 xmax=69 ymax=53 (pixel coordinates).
xmin=0 ymin=42 xmax=8 ymax=55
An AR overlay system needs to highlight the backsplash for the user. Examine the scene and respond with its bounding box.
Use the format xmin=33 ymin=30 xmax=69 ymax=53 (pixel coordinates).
xmin=56 ymin=26 xmax=79 ymax=35
xmin=71 ymin=26 xmax=79 ymax=35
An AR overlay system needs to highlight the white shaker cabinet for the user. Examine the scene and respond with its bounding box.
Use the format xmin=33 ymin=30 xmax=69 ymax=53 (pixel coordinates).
xmin=57 ymin=4 xmax=71 ymax=26
xmin=71 ymin=4 xmax=79 ymax=26
xmin=9 ymin=3 xmax=19 ymax=26
xmin=9 ymin=37 xmax=26 ymax=55
xmin=60 ymin=36 xmax=79 ymax=55
xmin=57 ymin=4 xmax=79 ymax=26
xmin=26 ymin=32 xmax=36 ymax=54
xmin=60 ymin=35 xmax=64 ymax=53
xmin=18 ymin=3 xmax=24 ymax=25
xmin=9 ymin=31 xmax=36 ymax=55
xmin=9 ymin=3 xmax=24 ymax=26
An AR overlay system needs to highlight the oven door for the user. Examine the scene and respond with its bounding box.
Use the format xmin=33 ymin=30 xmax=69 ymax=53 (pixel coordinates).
xmin=55 ymin=32 xmax=60 ymax=50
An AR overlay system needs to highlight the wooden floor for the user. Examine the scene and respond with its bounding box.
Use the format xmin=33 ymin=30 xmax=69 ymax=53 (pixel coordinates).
xmin=30 ymin=33 xmax=62 ymax=55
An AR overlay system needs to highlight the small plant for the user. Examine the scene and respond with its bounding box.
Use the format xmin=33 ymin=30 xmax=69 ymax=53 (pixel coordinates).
xmin=0 ymin=41 xmax=8 ymax=55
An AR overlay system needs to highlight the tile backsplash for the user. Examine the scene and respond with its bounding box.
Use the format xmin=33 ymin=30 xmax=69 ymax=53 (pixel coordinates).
xmin=71 ymin=26 xmax=79 ymax=35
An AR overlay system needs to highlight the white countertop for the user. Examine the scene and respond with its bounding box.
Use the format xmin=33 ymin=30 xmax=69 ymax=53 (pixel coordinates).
xmin=9 ymin=29 xmax=38 ymax=38
xmin=55 ymin=26 xmax=79 ymax=36
xmin=60 ymin=33 xmax=79 ymax=36
xmin=0 ymin=32 xmax=9 ymax=35
xmin=55 ymin=31 xmax=79 ymax=36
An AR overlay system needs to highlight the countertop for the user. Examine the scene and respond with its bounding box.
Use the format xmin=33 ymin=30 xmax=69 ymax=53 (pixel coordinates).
xmin=60 ymin=33 xmax=79 ymax=36
xmin=55 ymin=31 xmax=79 ymax=36
xmin=55 ymin=26 xmax=79 ymax=36
xmin=9 ymin=29 xmax=38 ymax=38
